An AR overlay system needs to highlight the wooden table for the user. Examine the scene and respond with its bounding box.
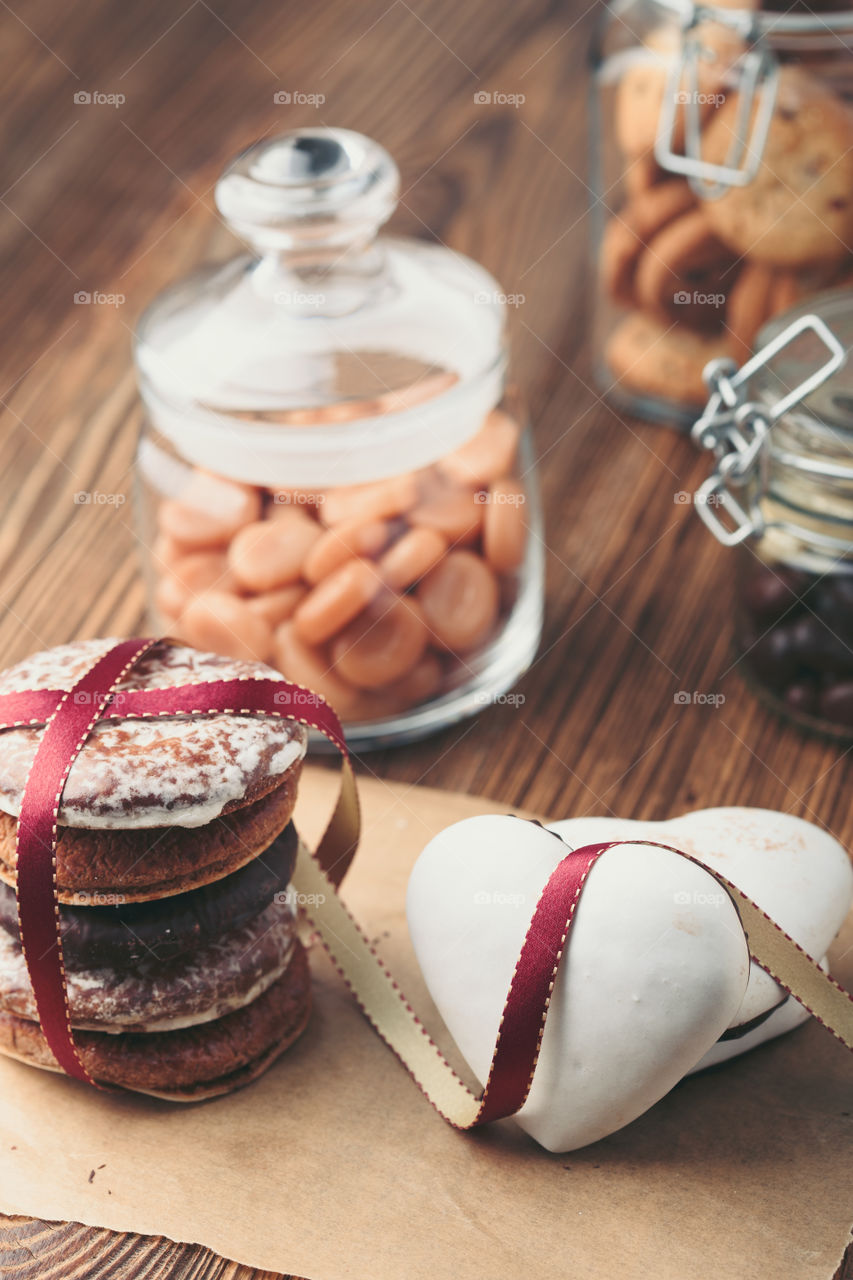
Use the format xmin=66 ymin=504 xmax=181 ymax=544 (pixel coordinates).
xmin=1 ymin=0 xmax=851 ymax=1274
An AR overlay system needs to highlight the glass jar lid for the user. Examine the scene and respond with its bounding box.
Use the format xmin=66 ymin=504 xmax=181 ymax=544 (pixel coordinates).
xmin=134 ymin=129 xmax=507 ymax=488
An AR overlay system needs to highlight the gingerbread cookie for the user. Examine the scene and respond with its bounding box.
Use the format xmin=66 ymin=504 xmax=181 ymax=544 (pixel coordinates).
xmin=634 ymin=207 xmax=738 ymax=331
xmin=605 ymin=311 xmax=734 ymax=406
xmin=601 ymin=179 xmax=695 ymax=307
xmin=0 ymin=638 xmax=307 ymax=829
xmin=614 ymin=21 xmax=743 ymax=159
xmin=0 ymin=943 xmax=312 ymax=1099
xmin=0 ymin=767 xmax=300 ymax=902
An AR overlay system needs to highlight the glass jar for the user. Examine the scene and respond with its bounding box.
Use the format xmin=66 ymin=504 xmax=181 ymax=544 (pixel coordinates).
xmin=132 ymin=128 xmax=543 ymax=748
xmin=591 ymin=0 xmax=853 ymax=426
xmin=691 ymin=288 xmax=853 ymax=735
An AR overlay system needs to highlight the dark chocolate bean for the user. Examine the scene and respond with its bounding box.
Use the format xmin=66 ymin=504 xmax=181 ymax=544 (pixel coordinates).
xmin=813 ymin=574 xmax=853 ymax=643
xmin=818 ymin=681 xmax=853 ymax=728
xmin=738 ymin=564 xmax=811 ymax=626
xmin=788 ymin=614 xmax=853 ymax=676
xmin=740 ymin=623 xmax=800 ymax=690
xmin=783 ymin=680 xmax=819 ymax=716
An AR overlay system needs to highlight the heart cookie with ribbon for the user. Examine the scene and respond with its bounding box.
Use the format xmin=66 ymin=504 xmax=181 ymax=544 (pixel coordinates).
xmin=405 ymin=810 xmax=853 ymax=1152
xmin=546 ymin=808 xmax=853 ymax=1071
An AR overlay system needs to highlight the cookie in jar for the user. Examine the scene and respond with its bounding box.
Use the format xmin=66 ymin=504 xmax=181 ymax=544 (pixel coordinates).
xmin=133 ymin=129 xmax=543 ymax=747
xmin=591 ymin=0 xmax=853 ymax=424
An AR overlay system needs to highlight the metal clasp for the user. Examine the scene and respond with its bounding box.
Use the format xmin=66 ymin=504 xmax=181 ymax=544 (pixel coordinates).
xmin=691 ymin=315 xmax=847 ymax=547
xmin=655 ymin=12 xmax=779 ymax=200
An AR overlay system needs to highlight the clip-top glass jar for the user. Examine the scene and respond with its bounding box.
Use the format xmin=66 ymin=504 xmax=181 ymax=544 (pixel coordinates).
xmin=691 ymin=288 xmax=853 ymax=735
xmin=591 ymin=0 xmax=853 ymax=425
xmin=132 ymin=128 xmax=543 ymax=747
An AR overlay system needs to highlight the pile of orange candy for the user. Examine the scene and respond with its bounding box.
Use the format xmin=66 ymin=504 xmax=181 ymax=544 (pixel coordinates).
xmin=152 ymin=408 xmax=529 ymax=721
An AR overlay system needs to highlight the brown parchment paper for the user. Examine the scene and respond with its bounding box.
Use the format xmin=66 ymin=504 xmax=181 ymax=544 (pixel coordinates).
xmin=0 ymin=766 xmax=851 ymax=1279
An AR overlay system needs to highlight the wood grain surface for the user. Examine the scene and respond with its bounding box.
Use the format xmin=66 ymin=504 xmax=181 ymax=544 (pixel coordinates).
xmin=0 ymin=0 xmax=851 ymax=1275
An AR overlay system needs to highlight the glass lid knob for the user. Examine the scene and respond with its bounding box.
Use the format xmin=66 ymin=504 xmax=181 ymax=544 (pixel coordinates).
xmin=214 ymin=127 xmax=399 ymax=252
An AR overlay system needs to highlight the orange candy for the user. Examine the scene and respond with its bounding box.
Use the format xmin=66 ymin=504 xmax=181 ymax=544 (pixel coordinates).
xmin=303 ymin=518 xmax=389 ymax=585
xmin=417 ymin=551 xmax=499 ymax=653
xmin=330 ymin=595 xmax=428 ymax=690
xmin=274 ymin=623 xmax=372 ymax=719
xmin=410 ymin=487 xmax=483 ymax=546
xmin=438 ymin=409 xmax=520 ymax=488
xmin=152 ymin=533 xmax=195 ymax=568
xmin=158 ymin=471 xmax=261 ymax=548
xmin=154 ymin=551 xmax=238 ymax=620
xmin=149 ymin=410 xmax=523 ymax=715
xmin=294 ymin=559 xmax=383 ymax=645
xmin=174 ymin=591 xmax=273 ymax=663
xmin=383 ymin=650 xmax=444 ymax=707
xmin=482 ymin=480 xmax=528 ymax=572
xmin=246 ymin=584 xmax=306 ymax=628
xmin=380 ymin=527 xmax=447 ymax=590
xmin=320 ymin=473 xmax=419 ymax=527
xmin=229 ymin=511 xmax=321 ymax=592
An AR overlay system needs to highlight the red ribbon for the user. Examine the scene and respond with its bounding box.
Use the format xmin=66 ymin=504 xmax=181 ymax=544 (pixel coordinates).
xmin=474 ymin=841 xmax=604 ymax=1123
xmin=0 ymin=638 xmax=357 ymax=1086
xmin=2 ymin=638 xmax=849 ymax=1126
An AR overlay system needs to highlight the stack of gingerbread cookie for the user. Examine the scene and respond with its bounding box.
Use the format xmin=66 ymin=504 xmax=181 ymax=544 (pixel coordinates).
xmin=0 ymin=638 xmax=310 ymax=1098
xmin=603 ymin=45 xmax=853 ymax=409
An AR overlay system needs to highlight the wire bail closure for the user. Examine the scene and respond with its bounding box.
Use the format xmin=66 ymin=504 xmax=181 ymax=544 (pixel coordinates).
xmin=690 ymin=314 xmax=846 ymax=547
xmin=655 ymin=6 xmax=779 ymax=199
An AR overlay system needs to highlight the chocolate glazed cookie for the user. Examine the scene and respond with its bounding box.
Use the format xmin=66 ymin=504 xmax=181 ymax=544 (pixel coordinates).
xmin=0 ymin=822 xmax=298 ymax=966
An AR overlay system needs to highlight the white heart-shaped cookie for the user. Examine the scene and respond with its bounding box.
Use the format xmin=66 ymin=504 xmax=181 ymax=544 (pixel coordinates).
xmin=547 ymin=808 xmax=853 ymax=1068
xmin=407 ymin=815 xmax=750 ymax=1152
